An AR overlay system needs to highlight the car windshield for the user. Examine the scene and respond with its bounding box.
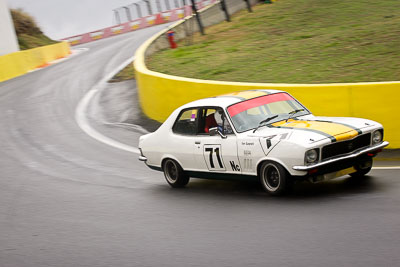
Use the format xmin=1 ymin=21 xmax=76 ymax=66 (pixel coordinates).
xmin=227 ymin=92 xmax=309 ymax=133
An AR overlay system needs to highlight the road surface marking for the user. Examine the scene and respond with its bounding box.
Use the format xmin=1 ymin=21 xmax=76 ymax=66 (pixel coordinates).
xmin=372 ymin=166 xmax=400 ymax=170
xmin=75 ymin=55 xmax=141 ymax=154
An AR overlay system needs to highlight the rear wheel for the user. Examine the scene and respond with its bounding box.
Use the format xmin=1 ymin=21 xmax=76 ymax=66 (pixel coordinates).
xmin=259 ymin=161 xmax=291 ymax=196
xmin=350 ymin=158 xmax=373 ymax=178
xmin=163 ymin=159 xmax=190 ymax=188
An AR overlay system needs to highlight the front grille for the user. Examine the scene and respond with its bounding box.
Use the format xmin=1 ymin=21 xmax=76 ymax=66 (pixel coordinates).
xmin=321 ymin=133 xmax=371 ymax=161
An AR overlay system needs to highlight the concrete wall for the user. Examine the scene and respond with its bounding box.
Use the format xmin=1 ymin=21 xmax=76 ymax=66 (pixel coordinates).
xmin=0 ymin=0 xmax=19 ymax=56
xmin=134 ymin=0 xmax=400 ymax=148
xmin=0 ymin=42 xmax=70 ymax=82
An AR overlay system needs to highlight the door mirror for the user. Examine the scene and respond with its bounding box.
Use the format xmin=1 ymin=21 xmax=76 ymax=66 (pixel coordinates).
xmin=209 ymin=127 xmax=227 ymax=139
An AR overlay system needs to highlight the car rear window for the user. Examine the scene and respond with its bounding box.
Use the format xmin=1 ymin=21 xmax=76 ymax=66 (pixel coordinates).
xmin=172 ymin=109 xmax=198 ymax=135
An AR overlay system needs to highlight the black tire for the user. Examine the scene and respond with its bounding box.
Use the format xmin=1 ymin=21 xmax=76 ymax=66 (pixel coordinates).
xmin=259 ymin=161 xmax=291 ymax=196
xmin=349 ymin=158 xmax=373 ymax=178
xmin=162 ymin=159 xmax=190 ymax=188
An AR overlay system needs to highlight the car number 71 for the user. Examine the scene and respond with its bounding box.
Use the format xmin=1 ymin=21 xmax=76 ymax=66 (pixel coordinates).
xmin=203 ymin=144 xmax=225 ymax=170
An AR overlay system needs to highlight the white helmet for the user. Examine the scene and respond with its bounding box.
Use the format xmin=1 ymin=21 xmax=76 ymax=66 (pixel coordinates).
xmin=214 ymin=110 xmax=223 ymax=125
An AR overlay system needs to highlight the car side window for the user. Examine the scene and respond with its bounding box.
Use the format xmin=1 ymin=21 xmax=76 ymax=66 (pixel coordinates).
xmin=198 ymin=108 xmax=234 ymax=135
xmin=221 ymin=114 xmax=234 ymax=135
xmin=172 ymin=109 xmax=198 ymax=135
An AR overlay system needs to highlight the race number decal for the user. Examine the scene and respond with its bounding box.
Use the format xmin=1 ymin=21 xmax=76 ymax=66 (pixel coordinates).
xmin=203 ymin=144 xmax=225 ymax=171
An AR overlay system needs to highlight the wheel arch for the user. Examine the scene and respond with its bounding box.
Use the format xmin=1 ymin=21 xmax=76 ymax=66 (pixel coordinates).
xmin=160 ymin=154 xmax=184 ymax=171
xmin=256 ymin=157 xmax=291 ymax=177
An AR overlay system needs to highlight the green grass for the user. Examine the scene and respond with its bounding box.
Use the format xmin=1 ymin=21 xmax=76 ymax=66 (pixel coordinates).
xmin=11 ymin=8 xmax=57 ymax=50
xmin=110 ymin=62 xmax=135 ymax=82
xmin=147 ymin=0 xmax=400 ymax=83
xmin=17 ymin=33 xmax=57 ymax=50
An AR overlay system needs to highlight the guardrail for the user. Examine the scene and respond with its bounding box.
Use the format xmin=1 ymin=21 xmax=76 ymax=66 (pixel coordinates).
xmin=134 ymin=0 xmax=400 ymax=148
xmin=0 ymin=42 xmax=70 ymax=82
xmin=62 ymin=0 xmax=217 ymax=46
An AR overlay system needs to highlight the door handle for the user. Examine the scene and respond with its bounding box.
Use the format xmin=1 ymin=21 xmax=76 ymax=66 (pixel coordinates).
xmin=195 ymin=141 xmax=201 ymax=144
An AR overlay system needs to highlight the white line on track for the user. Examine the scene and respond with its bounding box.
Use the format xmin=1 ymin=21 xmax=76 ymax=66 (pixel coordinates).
xmin=372 ymin=166 xmax=400 ymax=170
xmin=75 ymin=55 xmax=140 ymax=154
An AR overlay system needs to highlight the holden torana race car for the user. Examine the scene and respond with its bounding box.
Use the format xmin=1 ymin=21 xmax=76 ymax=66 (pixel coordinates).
xmin=138 ymin=90 xmax=388 ymax=195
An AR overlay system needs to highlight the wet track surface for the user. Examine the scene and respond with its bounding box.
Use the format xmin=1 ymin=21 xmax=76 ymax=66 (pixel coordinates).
xmin=1 ymin=25 xmax=400 ymax=267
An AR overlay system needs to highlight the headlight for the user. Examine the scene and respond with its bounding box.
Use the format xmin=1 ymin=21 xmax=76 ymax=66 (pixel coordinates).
xmin=305 ymin=149 xmax=319 ymax=164
xmin=372 ymin=130 xmax=383 ymax=144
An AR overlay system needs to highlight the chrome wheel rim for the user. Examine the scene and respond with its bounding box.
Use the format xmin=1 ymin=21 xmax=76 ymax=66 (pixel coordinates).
xmin=262 ymin=163 xmax=280 ymax=192
xmin=165 ymin=161 xmax=178 ymax=183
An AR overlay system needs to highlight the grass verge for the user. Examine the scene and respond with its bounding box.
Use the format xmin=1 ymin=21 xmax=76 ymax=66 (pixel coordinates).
xmin=147 ymin=0 xmax=400 ymax=83
xmin=110 ymin=63 xmax=135 ymax=83
xmin=11 ymin=8 xmax=57 ymax=50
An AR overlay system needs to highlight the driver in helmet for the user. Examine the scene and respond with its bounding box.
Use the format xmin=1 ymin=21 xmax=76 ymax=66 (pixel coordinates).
xmin=214 ymin=109 xmax=224 ymax=133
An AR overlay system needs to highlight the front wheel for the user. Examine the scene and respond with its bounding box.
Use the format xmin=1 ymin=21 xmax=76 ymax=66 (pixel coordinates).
xmin=350 ymin=158 xmax=373 ymax=178
xmin=163 ymin=159 xmax=190 ymax=188
xmin=259 ymin=161 xmax=291 ymax=196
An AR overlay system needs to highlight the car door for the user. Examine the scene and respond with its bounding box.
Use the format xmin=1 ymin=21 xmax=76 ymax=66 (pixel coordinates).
xmin=193 ymin=107 xmax=242 ymax=174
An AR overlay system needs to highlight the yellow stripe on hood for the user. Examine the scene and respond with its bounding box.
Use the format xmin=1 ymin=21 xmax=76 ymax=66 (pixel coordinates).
xmin=271 ymin=120 xmax=359 ymax=142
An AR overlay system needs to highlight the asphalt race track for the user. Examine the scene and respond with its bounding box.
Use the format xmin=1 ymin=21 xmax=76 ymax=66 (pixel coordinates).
xmin=1 ymin=25 xmax=400 ymax=267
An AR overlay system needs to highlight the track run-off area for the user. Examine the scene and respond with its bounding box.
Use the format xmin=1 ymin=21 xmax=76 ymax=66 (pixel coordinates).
xmin=1 ymin=25 xmax=400 ymax=267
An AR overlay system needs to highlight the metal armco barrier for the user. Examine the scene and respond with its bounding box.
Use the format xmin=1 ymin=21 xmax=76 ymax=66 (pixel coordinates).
xmin=62 ymin=0 xmax=217 ymax=46
xmin=134 ymin=0 xmax=400 ymax=148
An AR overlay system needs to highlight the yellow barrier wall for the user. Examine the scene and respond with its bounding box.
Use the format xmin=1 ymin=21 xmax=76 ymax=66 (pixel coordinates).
xmin=0 ymin=42 xmax=70 ymax=82
xmin=135 ymin=26 xmax=400 ymax=148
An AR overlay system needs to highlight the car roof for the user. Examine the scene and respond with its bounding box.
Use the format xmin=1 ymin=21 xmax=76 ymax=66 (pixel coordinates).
xmin=180 ymin=89 xmax=285 ymax=110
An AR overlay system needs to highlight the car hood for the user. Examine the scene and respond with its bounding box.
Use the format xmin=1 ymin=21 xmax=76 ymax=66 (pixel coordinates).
xmin=249 ymin=116 xmax=376 ymax=144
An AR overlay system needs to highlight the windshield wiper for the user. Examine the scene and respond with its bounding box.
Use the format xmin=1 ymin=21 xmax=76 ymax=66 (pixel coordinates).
xmin=285 ymin=109 xmax=305 ymax=122
xmin=253 ymin=115 xmax=279 ymax=133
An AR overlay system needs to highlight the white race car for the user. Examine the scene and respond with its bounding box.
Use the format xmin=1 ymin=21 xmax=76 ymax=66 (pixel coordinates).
xmin=138 ymin=90 xmax=388 ymax=195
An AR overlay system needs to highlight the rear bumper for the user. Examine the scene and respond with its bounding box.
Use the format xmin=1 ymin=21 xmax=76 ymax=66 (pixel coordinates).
xmin=139 ymin=155 xmax=147 ymax=162
xmin=138 ymin=147 xmax=147 ymax=162
xmin=293 ymin=141 xmax=389 ymax=171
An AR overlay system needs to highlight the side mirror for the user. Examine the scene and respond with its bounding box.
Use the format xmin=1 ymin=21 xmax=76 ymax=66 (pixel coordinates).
xmin=209 ymin=127 xmax=227 ymax=139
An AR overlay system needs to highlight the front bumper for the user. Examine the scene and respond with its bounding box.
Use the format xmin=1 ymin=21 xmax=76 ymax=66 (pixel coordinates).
xmin=293 ymin=141 xmax=389 ymax=171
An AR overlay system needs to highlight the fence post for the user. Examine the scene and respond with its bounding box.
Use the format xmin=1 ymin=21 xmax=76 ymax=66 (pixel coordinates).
xmin=165 ymin=0 xmax=171 ymax=10
xmin=122 ymin=6 xmax=132 ymax=21
xmin=134 ymin=3 xmax=143 ymax=18
xmin=156 ymin=0 xmax=162 ymax=12
xmin=113 ymin=9 xmax=121 ymax=24
xmin=220 ymin=0 xmax=231 ymax=22
xmin=144 ymin=0 xmax=153 ymax=15
xmin=243 ymin=0 xmax=252 ymax=12
xmin=190 ymin=0 xmax=205 ymax=35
